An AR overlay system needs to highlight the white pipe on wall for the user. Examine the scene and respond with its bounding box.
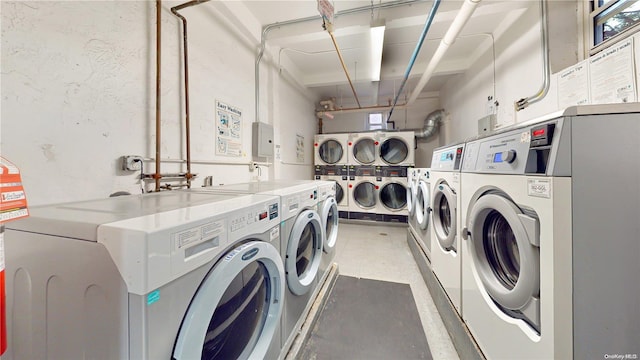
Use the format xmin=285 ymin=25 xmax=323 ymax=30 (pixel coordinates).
xmin=407 ymin=0 xmax=481 ymax=105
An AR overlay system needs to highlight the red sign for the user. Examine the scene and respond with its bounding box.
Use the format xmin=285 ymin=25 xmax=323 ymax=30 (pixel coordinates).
xmin=0 ymin=157 xmax=29 ymax=223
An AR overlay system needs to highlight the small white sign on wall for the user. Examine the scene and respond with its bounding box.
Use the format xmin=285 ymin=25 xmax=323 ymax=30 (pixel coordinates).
xmin=296 ymin=134 xmax=304 ymax=163
xmin=215 ymin=100 xmax=243 ymax=157
xmin=558 ymin=60 xmax=590 ymax=108
xmin=589 ymin=38 xmax=636 ymax=104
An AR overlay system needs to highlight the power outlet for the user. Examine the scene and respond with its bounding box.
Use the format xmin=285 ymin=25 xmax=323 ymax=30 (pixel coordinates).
xmin=122 ymin=155 xmax=143 ymax=171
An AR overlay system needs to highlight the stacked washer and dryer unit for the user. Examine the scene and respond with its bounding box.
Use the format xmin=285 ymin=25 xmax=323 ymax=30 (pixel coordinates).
xmin=458 ymin=105 xmax=640 ymax=359
xmin=315 ymin=131 xmax=415 ymax=222
xmin=3 ymin=191 xmax=286 ymax=360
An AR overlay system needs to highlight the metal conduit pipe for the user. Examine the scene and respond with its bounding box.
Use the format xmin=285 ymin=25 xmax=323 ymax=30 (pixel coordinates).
xmin=515 ymin=0 xmax=549 ymax=111
xmin=406 ymin=0 xmax=481 ymax=105
xmin=387 ymin=0 xmax=441 ymax=123
xmin=326 ymin=23 xmax=362 ymax=108
xmin=171 ymin=0 xmax=211 ymax=189
xmin=255 ymin=0 xmax=425 ymax=123
xmin=415 ymin=109 xmax=445 ymax=139
xmin=155 ymin=0 xmax=162 ymax=191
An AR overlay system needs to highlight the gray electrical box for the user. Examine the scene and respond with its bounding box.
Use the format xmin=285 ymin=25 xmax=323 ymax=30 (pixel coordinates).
xmin=477 ymin=114 xmax=497 ymax=136
xmin=252 ymin=122 xmax=274 ymax=157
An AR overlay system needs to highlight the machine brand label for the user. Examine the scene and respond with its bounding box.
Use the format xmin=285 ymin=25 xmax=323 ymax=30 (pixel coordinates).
xmin=527 ymin=179 xmax=551 ymax=198
xmin=242 ymin=248 xmax=259 ymax=261
xmin=307 ymin=213 xmax=314 ymax=219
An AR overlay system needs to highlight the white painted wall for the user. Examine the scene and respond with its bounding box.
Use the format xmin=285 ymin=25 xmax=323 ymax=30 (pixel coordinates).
xmin=1 ymin=1 xmax=316 ymax=206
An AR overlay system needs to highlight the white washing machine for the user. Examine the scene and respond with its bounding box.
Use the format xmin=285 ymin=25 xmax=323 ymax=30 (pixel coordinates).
xmin=347 ymin=165 xmax=381 ymax=221
xmin=347 ymin=131 xmax=381 ymax=166
xmin=378 ymin=130 xmax=415 ymax=166
xmin=412 ymin=168 xmax=432 ymax=261
xmin=316 ymin=180 xmax=338 ymax=285
xmin=406 ymin=168 xmax=422 ymax=226
xmin=430 ymin=143 xmax=465 ymax=315
xmin=377 ymin=166 xmax=409 ymax=223
xmin=3 ymin=191 xmax=285 ymax=360
xmin=188 ymin=180 xmax=324 ymax=354
xmin=314 ymin=133 xmax=348 ymax=165
xmin=314 ymin=165 xmax=349 ymax=218
xmin=460 ymin=105 xmax=640 ymax=359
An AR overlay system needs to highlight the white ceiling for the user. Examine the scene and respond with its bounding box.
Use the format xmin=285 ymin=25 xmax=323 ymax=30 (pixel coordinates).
xmin=243 ymin=0 xmax=534 ymax=110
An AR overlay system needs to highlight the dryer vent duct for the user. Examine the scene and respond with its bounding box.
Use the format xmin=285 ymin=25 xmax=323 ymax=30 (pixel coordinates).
xmin=415 ymin=109 xmax=445 ymax=140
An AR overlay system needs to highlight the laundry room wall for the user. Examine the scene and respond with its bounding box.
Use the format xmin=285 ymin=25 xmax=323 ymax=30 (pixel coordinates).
xmin=1 ymin=1 xmax=317 ymax=206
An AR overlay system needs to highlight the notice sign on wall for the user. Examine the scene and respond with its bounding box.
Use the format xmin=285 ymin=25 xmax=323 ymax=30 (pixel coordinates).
xmin=589 ymin=38 xmax=636 ymax=104
xmin=0 ymin=157 xmax=29 ymax=223
xmin=216 ymin=100 xmax=243 ymax=157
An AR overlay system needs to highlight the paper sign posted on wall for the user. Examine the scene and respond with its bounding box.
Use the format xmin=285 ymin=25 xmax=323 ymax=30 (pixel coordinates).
xmin=216 ymin=100 xmax=243 ymax=157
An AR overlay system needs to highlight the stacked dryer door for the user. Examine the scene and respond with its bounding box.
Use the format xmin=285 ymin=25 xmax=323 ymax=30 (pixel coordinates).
xmin=378 ymin=131 xmax=415 ymax=166
xmin=315 ymin=165 xmax=349 ymax=218
xmin=413 ymin=168 xmax=432 ymax=261
xmin=348 ymin=131 xmax=380 ymax=166
xmin=314 ymin=133 xmax=348 ymax=165
xmin=4 ymin=192 xmax=285 ymax=360
xmin=377 ymin=166 xmax=409 ymax=223
xmin=430 ymin=144 xmax=465 ymax=315
xmin=348 ymin=165 xmax=381 ymax=221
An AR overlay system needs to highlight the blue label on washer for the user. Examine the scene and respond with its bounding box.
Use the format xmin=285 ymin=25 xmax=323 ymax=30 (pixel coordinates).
xmin=147 ymin=290 xmax=160 ymax=305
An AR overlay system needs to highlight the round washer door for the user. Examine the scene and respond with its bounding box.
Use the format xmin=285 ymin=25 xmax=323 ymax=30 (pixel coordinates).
xmin=318 ymin=139 xmax=344 ymax=164
xmin=407 ymin=180 xmax=418 ymax=216
xmin=353 ymin=181 xmax=377 ymax=209
xmin=352 ymin=138 xmax=376 ymax=164
xmin=467 ymin=193 xmax=540 ymax=311
xmin=320 ymin=197 xmax=339 ymax=253
xmin=416 ymin=180 xmax=430 ymax=230
xmin=432 ymin=182 xmax=457 ymax=250
xmin=286 ymin=209 xmax=324 ymax=295
xmin=380 ymin=138 xmax=409 ymax=165
xmin=335 ymin=183 xmax=345 ymax=205
xmin=173 ymin=241 xmax=284 ymax=360
xmin=380 ymin=182 xmax=407 ymax=211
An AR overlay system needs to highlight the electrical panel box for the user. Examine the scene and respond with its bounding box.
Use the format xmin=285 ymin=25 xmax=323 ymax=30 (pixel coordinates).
xmin=477 ymin=114 xmax=497 ymax=136
xmin=252 ymin=122 xmax=274 ymax=157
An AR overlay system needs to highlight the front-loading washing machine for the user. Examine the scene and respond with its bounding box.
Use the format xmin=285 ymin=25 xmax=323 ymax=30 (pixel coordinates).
xmin=315 ymin=180 xmax=338 ymax=286
xmin=187 ymin=180 xmax=325 ymax=354
xmin=412 ymin=168 xmax=432 ymax=261
xmin=460 ymin=105 xmax=640 ymax=359
xmin=3 ymin=191 xmax=285 ymax=360
xmin=378 ymin=130 xmax=415 ymax=166
xmin=430 ymin=143 xmax=465 ymax=315
xmin=348 ymin=131 xmax=381 ymax=166
xmin=377 ymin=166 xmax=409 ymax=223
xmin=314 ymin=165 xmax=349 ymax=218
xmin=407 ymin=167 xmax=422 ymax=227
xmin=314 ymin=133 xmax=348 ymax=165
xmin=347 ymin=165 xmax=380 ymax=221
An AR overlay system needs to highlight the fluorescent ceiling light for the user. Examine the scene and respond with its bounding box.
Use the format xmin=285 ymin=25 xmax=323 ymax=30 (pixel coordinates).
xmin=370 ymin=21 xmax=385 ymax=82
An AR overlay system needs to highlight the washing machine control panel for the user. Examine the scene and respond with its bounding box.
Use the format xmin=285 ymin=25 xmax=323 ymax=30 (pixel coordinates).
xmin=432 ymin=144 xmax=465 ymax=171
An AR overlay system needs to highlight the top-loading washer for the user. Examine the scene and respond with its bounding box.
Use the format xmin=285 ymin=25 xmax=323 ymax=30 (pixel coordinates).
xmin=187 ymin=180 xmax=325 ymax=354
xmin=459 ymin=105 xmax=640 ymax=359
xmin=348 ymin=131 xmax=381 ymax=166
xmin=315 ymin=180 xmax=339 ymax=286
xmin=378 ymin=131 xmax=415 ymax=166
xmin=412 ymin=168 xmax=432 ymax=261
xmin=377 ymin=166 xmax=409 ymax=223
xmin=3 ymin=191 xmax=285 ymax=360
xmin=315 ymin=165 xmax=349 ymax=218
xmin=430 ymin=143 xmax=465 ymax=315
xmin=314 ymin=133 xmax=348 ymax=165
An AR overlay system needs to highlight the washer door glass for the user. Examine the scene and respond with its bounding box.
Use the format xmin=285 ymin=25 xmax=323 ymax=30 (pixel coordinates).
xmin=173 ymin=242 xmax=284 ymax=360
xmin=335 ymin=183 xmax=344 ymax=204
xmin=467 ymin=193 xmax=541 ymax=332
xmin=416 ymin=181 xmax=430 ymax=230
xmin=321 ymin=197 xmax=339 ymax=252
xmin=380 ymin=182 xmax=407 ymax=210
xmin=353 ymin=138 xmax=376 ymax=164
xmin=353 ymin=181 xmax=377 ymax=208
xmin=286 ymin=209 xmax=324 ymax=295
xmin=380 ymin=138 xmax=408 ymax=164
xmin=319 ymin=139 xmax=344 ymax=164
xmin=432 ymin=182 xmax=457 ymax=250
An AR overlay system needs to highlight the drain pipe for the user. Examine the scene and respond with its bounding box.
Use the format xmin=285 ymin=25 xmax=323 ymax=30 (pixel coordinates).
xmin=515 ymin=0 xmax=549 ymax=111
xmin=406 ymin=0 xmax=481 ymax=105
xmin=387 ymin=0 xmax=441 ymax=124
xmin=415 ymin=109 xmax=445 ymax=140
xmin=171 ymin=0 xmax=211 ymax=188
xmin=255 ymin=0 xmax=424 ymax=123
xmin=155 ymin=0 xmax=162 ymax=191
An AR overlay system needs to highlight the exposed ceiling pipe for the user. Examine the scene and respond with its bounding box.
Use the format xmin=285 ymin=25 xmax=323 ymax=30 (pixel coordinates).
xmin=155 ymin=0 xmax=162 ymax=192
xmin=387 ymin=0 xmax=441 ymax=123
xmin=325 ymin=22 xmax=362 ymax=108
xmin=515 ymin=0 xmax=549 ymax=111
xmin=255 ymin=0 xmax=425 ymax=124
xmin=415 ymin=109 xmax=445 ymax=140
xmin=171 ymin=0 xmax=211 ymax=189
xmin=406 ymin=0 xmax=481 ymax=105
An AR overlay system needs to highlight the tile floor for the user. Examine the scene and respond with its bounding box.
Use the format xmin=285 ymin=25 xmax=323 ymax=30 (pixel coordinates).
xmin=334 ymin=222 xmax=460 ymax=360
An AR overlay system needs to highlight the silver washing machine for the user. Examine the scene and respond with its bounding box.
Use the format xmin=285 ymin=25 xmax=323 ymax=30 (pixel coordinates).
xmin=3 ymin=191 xmax=285 ymax=360
xmin=314 ymin=165 xmax=349 ymax=219
xmin=315 ymin=180 xmax=338 ymax=286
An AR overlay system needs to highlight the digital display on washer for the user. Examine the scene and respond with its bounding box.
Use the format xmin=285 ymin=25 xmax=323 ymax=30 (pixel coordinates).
xmin=440 ymin=152 xmax=454 ymax=161
xmin=493 ymin=152 xmax=503 ymax=163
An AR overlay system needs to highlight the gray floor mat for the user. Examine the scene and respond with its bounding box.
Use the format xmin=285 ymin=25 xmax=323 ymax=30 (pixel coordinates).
xmin=300 ymin=275 xmax=432 ymax=360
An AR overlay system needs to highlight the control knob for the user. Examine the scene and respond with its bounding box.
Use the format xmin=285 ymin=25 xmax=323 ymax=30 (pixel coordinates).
xmin=502 ymin=150 xmax=516 ymax=163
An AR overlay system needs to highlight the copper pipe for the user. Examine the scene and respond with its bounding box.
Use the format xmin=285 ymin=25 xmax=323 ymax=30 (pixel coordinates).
xmin=171 ymin=0 xmax=209 ymax=188
xmin=155 ymin=0 xmax=162 ymax=191
xmin=327 ymin=29 xmax=361 ymax=108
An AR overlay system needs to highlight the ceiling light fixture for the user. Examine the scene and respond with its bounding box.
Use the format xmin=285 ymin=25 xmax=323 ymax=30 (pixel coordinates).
xmin=370 ymin=19 xmax=385 ymax=82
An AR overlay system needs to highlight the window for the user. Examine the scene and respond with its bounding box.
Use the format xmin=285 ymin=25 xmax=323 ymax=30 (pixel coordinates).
xmin=590 ymin=0 xmax=640 ymax=53
xmin=367 ymin=112 xmax=385 ymax=130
